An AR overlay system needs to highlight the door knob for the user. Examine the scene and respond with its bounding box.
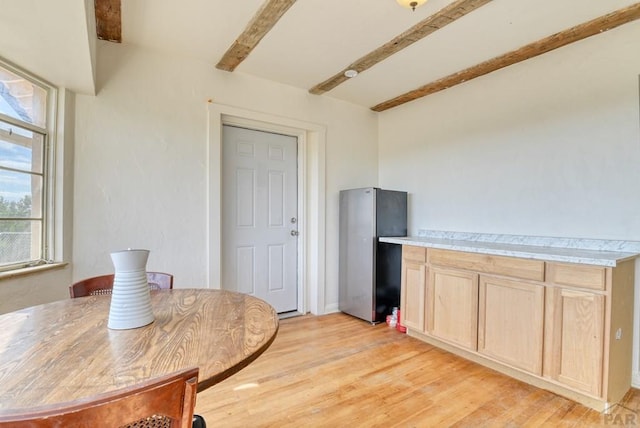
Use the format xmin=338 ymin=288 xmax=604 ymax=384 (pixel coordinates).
xmin=290 ymin=230 xmax=299 ymax=236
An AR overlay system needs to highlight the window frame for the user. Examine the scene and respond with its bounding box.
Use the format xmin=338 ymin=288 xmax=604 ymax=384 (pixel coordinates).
xmin=0 ymin=58 xmax=58 ymax=273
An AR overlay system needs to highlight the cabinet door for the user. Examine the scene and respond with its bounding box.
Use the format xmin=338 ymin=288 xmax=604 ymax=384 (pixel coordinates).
xmin=478 ymin=276 xmax=545 ymax=374
xmin=427 ymin=267 xmax=478 ymax=350
xmin=401 ymin=260 xmax=426 ymax=332
xmin=544 ymin=287 xmax=605 ymax=397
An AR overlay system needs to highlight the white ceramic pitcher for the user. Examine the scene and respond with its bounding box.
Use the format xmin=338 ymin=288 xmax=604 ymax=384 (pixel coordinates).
xmin=107 ymin=249 xmax=155 ymax=330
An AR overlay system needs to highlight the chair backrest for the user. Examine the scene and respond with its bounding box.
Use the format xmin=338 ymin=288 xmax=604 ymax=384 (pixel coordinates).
xmin=0 ymin=367 xmax=199 ymax=428
xmin=69 ymin=272 xmax=174 ymax=298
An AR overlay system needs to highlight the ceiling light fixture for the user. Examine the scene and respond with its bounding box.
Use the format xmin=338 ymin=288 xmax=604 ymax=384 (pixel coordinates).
xmin=344 ymin=69 xmax=358 ymax=78
xmin=396 ymin=0 xmax=427 ymax=11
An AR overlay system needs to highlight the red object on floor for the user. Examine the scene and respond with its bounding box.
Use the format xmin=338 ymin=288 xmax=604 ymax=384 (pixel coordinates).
xmin=396 ymin=309 xmax=406 ymax=333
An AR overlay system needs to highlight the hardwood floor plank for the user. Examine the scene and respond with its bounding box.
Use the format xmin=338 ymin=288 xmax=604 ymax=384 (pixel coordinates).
xmin=450 ymin=381 xmax=543 ymax=426
xmin=195 ymin=313 xmax=638 ymax=427
xmin=485 ymin=387 xmax=559 ymax=426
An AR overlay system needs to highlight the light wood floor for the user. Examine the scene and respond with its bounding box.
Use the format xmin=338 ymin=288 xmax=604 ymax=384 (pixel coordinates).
xmin=195 ymin=313 xmax=640 ymax=427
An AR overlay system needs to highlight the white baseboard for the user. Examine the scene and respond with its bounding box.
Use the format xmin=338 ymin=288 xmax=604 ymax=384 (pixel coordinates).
xmin=632 ymin=372 xmax=640 ymax=389
xmin=324 ymin=303 xmax=340 ymax=314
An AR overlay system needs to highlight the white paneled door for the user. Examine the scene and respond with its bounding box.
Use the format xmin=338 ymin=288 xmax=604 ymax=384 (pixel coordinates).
xmin=221 ymin=125 xmax=298 ymax=313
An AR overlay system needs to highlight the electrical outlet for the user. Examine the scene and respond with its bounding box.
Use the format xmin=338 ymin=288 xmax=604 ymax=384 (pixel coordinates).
xmin=616 ymin=328 xmax=623 ymax=340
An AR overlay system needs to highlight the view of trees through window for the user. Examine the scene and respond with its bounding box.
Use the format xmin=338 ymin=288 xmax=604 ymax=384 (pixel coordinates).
xmin=0 ymin=61 xmax=49 ymax=269
xmin=0 ymin=195 xmax=32 ymax=263
xmin=0 ymin=195 xmax=31 ymax=228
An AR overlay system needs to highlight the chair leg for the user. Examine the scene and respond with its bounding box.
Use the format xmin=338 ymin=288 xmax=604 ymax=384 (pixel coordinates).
xmin=192 ymin=414 xmax=206 ymax=428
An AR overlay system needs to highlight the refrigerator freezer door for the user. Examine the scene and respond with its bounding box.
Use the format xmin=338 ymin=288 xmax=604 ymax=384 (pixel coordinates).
xmin=339 ymin=188 xmax=376 ymax=322
xmin=375 ymin=189 xmax=408 ymax=237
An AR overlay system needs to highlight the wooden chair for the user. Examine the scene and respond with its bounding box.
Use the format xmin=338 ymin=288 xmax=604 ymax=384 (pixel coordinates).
xmin=69 ymin=272 xmax=174 ymax=298
xmin=0 ymin=367 xmax=199 ymax=427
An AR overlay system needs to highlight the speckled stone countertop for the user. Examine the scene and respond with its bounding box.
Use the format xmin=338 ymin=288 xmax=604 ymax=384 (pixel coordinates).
xmin=379 ymin=230 xmax=640 ymax=267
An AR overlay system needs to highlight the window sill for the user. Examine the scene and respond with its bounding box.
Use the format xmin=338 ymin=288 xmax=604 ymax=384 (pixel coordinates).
xmin=0 ymin=262 xmax=68 ymax=281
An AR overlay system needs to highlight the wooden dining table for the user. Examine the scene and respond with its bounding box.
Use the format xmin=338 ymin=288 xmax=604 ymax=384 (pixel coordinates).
xmin=0 ymin=288 xmax=279 ymax=411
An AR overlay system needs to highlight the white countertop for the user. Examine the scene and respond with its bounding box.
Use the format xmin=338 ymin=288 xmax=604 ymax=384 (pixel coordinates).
xmin=380 ymin=233 xmax=640 ymax=267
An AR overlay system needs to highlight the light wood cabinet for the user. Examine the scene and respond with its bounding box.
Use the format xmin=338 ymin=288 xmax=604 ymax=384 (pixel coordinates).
xmin=400 ymin=260 xmax=426 ymax=332
xmin=547 ymin=263 xmax=606 ymax=291
xmin=541 ymin=260 xmax=635 ymax=404
xmin=400 ymin=247 xmax=426 ymax=332
xmin=543 ymin=286 xmax=605 ymax=396
xmin=427 ymin=267 xmax=478 ymax=350
xmin=428 ymin=248 xmax=544 ymax=281
xmin=400 ymin=245 xmax=635 ymax=412
xmin=478 ymin=275 xmax=544 ymax=374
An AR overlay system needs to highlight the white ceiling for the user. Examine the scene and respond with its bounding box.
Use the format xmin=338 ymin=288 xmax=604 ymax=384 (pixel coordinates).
xmin=1 ymin=0 xmax=638 ymax=107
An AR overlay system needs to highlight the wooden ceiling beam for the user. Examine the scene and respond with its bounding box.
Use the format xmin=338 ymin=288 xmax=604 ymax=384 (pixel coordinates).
xmin=94 ymin=0 xmax=121 ymax=43
xmin=371 ymin=3 xmax=640 ymax=112
xmin=308 ymin=0 xmax=492 ymax=96
xmin=216 ymin=0 xmax=297 ymax=72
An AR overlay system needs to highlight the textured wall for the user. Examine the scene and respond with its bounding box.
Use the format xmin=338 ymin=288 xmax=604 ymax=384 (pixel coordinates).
xmin=0 ymin=266 xmax=70 ymax=313
xmin=73 ymin=41 xmax=378 ymax=312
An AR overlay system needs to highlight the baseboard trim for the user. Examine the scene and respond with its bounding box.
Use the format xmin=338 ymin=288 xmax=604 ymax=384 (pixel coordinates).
xmin=324 ymin=303 xmax=339 ymax=314
xmin=632 ymin=372 xmax=640 ymax=388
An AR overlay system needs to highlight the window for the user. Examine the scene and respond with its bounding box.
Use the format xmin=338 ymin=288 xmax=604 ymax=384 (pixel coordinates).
xmin=0 ymin=60 xmax=56 ymax=271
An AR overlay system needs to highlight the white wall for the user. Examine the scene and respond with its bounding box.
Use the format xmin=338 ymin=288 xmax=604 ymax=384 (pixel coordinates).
xmin=73 ymin=42 xmax=378 ymax=312
xmin=379 ymin=22 xmax=640 ymax=240
xmin=378 ymin=21 xmax=640 ymax=379
xmin=0 ymin=266 xmax=71 ymax=313
xmin=0 ymin=0 xmax=97 ymax=95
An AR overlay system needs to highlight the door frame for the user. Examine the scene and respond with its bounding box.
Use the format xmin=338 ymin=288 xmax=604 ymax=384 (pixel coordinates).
xmin=207 ymin=103 xmax=326 ymax=315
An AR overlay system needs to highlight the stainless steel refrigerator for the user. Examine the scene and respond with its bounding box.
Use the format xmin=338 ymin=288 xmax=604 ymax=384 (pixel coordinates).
xmin=339 ymin=187 xmax=407 ymax=323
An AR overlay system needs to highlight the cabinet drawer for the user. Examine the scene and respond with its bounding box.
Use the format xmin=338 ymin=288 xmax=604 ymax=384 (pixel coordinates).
xmin=547 ymin=263 xmax=607 ymax=291
xmin=403 ymin=245 xmax=426 ymax=263
xmin=428 ymin=249 xmax=544 ymax=281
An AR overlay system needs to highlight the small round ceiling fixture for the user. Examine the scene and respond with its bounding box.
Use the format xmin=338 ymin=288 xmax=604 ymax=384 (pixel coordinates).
xmin=396 ymin=0 xmax=427 ymax=11
xmin=344 ymin=69 xmax=358 ymax=78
